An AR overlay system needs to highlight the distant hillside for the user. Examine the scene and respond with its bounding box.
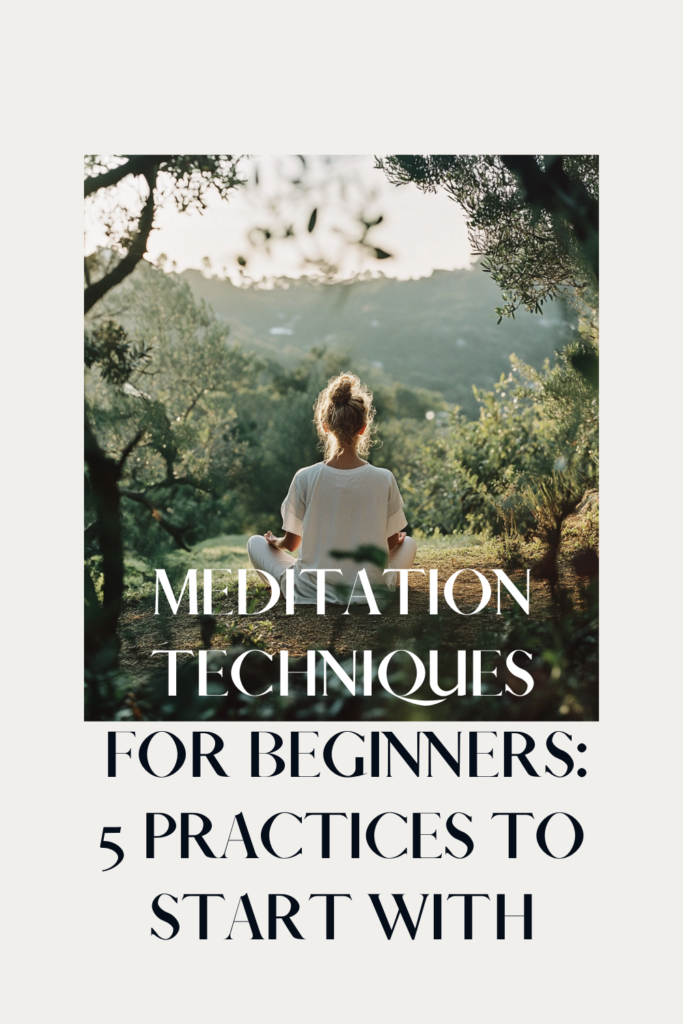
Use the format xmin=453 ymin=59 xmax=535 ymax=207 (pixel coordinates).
xmin=183 ymin=266 xmax=576 ymax=417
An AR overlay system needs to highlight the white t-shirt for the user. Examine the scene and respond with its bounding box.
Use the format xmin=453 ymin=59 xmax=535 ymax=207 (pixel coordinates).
xmin=281 ymin=461 xmax=408 ymax=604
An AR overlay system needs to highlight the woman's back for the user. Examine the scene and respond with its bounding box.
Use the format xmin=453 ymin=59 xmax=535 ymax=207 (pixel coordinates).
xmin=247 ymin=371 xmax=416 ymax=606
xmin=282 ymin=461 xmax=407 ymax=604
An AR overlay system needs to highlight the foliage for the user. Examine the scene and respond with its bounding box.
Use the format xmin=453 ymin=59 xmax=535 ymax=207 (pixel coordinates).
xmin=84 ymin=155 xmax=245 ymax=222
xmin=86 ymin=260 xmax=449 ymax=556
xmin=329 ymin=544 xmax=389 ymax=569
xmin=376 ymin=154 xmax=598 ymax=322
xmin=391 ymin=344 xmax=599 ymax=541
xmin=86 ymin=263 xmax=262 ymax=558
xmin=84 ymin=319 xmax=153 ymax=385
xmin=86 ymin=258 xmax=598 ymax=578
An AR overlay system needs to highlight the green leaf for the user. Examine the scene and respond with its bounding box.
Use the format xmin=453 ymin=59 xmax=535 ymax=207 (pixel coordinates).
xmin=308 ymin=208 xmax=318 ymax=232
xmin=329 ymin=544 xmax=389 ymax=569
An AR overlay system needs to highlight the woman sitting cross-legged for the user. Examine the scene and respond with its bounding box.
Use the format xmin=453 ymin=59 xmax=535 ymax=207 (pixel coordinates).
xmin=247 ymin=371 xmax=417 ymax=607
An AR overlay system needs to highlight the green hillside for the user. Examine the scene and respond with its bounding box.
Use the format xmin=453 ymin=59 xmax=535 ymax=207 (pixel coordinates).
xmin=183 ymin=265 xmax=576 ymax=416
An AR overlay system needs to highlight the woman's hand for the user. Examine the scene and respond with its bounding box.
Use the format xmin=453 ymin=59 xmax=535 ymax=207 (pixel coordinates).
xmin=388 ymin=531 xmax=406 ymax=553
xmin=264 ymin=530 xmax=302 ymax=552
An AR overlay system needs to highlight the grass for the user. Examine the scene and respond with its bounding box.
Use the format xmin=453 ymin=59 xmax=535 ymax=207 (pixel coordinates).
xmin=120 ymin=534 xmax=253 ymax=604
xmin=118 ymin=528 xmax=558 ymax=609
xmin=100 ymin=518 xmax=598 ymax=722
xmin=113 ymin=507 xmax=596 ymax=614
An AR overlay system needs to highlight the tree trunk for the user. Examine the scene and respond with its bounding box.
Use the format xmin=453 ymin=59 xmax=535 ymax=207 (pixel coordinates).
xmin=84 ymin=414 xmax=124 ymax=678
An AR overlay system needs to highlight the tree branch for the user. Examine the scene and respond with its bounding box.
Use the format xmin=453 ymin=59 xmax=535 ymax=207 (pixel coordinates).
xmin=183 ymin=388 xmax=212 ymax=422
xmin=120 ymin=489 xmax=192 ymax=551
xmin=117 ymin=427 xmax=146 ymax=472
xmin=84 ymin=155 xmax=169 ymax=198
xmin=146 ymin=472 xmax=211 ymax=494
xmin=500 ymin=156 xmax=599 ymax=281
xmin=84 ymin=165 xmax=159 ymax=313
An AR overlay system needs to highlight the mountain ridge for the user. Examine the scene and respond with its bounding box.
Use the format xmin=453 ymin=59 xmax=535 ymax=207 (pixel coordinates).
xmin=182 ymin=266 xmax=576 ymax=415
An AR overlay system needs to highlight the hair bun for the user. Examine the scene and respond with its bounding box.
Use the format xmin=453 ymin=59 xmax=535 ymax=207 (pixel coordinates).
xmin=330 ymin=376 xmax=353 ymax=405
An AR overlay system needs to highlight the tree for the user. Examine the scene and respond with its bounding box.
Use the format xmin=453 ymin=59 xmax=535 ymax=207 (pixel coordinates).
xmin=84 ymin=155 xmax=395 ymax=697
xmin=84 ymin=155 xmax=245 ymax=311
xmin=84 ymin=156 xmax=245 ymax=692
xmin=86 ymin=264 xmax=260 ymax=552
xmin=376 ymin=155 xmax=599 ymax=585
xmin=375 ymin=155 xmax=598 ymax=323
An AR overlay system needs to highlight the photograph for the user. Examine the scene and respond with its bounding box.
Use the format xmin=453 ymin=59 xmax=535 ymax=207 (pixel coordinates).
xmin=84 ymin=154 xmax=599 ymax=723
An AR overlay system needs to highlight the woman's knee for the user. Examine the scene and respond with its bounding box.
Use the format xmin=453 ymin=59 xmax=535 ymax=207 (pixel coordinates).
xmin=247 ymin=534 xmax=268 ymax=565
xmin=403 ymin=535 xmax=417 ymax=557
xmin=390 ymin=534 xmax=417 ymax=571
xmin=401 ymin=534 xmax=417 ymax=566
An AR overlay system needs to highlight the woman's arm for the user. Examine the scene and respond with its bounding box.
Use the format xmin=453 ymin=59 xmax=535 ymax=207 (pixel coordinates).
xmin=387 ymin=531 xmax=406 ymax=553
xmin=264 ymin=530 xmax=301 ymax=552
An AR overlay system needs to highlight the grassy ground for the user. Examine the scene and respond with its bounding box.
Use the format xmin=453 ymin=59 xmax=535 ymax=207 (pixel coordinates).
xmin=118 ymin=530 xmax=588 ymax=675
xmin=100 ymin=502 xmax=597 ymax=722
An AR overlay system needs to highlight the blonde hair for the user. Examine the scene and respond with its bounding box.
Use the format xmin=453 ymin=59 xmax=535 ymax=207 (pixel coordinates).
xmin=314 ymin=372 xmax=375 ymax=459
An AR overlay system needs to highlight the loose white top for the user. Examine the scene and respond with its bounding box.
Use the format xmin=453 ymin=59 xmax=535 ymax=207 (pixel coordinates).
xmin=281 ymin=461 xmax=408 ymax=604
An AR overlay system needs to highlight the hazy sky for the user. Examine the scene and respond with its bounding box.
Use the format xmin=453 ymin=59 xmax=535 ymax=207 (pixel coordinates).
xmin=85 ymin=155 xmax=475 ymax=284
